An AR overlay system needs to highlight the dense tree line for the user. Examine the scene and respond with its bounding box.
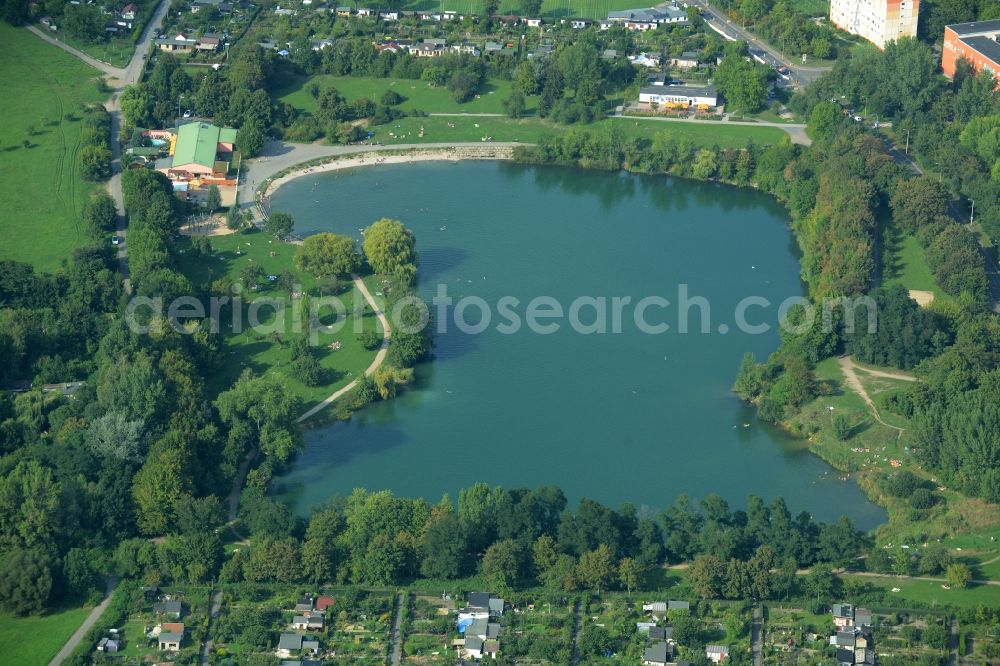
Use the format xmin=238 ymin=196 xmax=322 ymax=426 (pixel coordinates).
xmin=111 ymin=482 xmax=868 ymax=598
xmin=78 ymin=107 xmax=113 ymax=182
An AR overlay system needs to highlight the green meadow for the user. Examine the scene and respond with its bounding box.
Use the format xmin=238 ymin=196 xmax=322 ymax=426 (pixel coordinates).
xmin=278 ymin=75 xmax=535 ymax=115
xmin=0 ymin=606 xmax=92 ymax=665
xmin=175 ymin=231 xmax=382 ymax=408
xmin=0 ymin=24 xmax=107 ymax=272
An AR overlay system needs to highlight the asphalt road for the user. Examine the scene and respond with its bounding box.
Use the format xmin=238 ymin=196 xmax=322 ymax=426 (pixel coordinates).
xmin=47 ymin=578 xmax=119 ymax=666
xmin=687 ymin=0 xmax=833 ymax=87
xmin=106 ymin=0 xmax=171 ymax=289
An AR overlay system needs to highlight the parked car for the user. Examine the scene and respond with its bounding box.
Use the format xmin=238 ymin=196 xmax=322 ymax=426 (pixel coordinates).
xmin=111 ymin=236 xmax=121 ymax=246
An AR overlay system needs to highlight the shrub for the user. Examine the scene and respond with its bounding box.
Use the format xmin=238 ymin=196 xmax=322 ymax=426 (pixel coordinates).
xmin=908 ymin=488 xmax=938 ymax=509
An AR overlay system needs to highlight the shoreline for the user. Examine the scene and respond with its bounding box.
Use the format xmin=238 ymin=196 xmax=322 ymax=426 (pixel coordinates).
xmin=259 ymin=146 xmax=517 ymax=201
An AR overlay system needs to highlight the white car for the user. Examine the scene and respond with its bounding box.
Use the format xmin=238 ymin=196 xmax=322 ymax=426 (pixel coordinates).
xmin=111 ymin=236 xmax=121 ymax=246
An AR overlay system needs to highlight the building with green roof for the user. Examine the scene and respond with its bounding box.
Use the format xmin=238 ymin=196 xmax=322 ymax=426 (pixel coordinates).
xmin=158 ymin=122 xmax=238 ymax=181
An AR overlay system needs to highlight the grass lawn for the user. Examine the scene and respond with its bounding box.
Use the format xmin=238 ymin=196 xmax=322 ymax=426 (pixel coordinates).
xmin=791 ymin=357 xmax=910 ymax=474
xmin=793 ymin=358 xmax=1000 ymax=546
xmin=0 ymin=606 xmax=93 ymax=666
xmin=359 ymin=114 xmax=787 ymax=148
xmin=43 ymin=29 xmax=137 ymax=68
xmin=882 ymin=225 xmax=948 ymax=303
xmin=175 ymin=231 xmax=381 ymax=409
xmin=0 ymin=23 xmax=107 ymax=272
xmin=843 ymin=575 xmax=1000 ymax=609
xmin=795 ymin=0 xmax=830 ymax=15
xmin=607 ymin=116 xmax=788 ymax=146
xmin=278 ymin=75 xmax=535 ymax=115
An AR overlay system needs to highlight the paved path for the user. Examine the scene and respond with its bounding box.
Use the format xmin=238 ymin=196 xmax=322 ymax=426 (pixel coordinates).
xmin=569 ymin=598 xmax=583 ymax=666
xmin=429 ymin=112 xmax=505 ymax=117
xmin=752 ymin=603 xmax=763 ymax=666
xmin=950 ymin=615 xmax=959 ymax=666
xmin=851 ymin=570 xmax=1000 ymax=587
xmin=389 ymin=592 xmax=405 ymax=666
xmin=297 ymin=274 xmax=392 ymax=423
xmin=48 ymin=577 xmax=119 ymax=666
xmin=612 ymin=114 xmax=811 ymax=145
xmin=200 ymin=590 xmax=224 ymax=666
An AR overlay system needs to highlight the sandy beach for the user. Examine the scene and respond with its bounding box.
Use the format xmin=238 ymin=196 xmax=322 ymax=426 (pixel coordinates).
xmin=260 ymin=146 xmax=514 ymax=200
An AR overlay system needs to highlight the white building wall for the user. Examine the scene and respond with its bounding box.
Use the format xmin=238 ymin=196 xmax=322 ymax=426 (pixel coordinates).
xmin=829 ymin=0 xmax=918 ymax=49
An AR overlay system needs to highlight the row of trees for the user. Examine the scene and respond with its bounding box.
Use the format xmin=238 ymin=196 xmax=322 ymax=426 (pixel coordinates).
xmin=107 ymin=480 xmax=868 ymax=597
xmin=78 ymin=107 xmax=112 ymax=182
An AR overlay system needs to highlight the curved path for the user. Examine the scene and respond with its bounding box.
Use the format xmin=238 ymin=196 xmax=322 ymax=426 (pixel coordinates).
xmin=238 ymin=140 xmax=524 ymax=207
xmin=48 ymin=577 xmax=119 ymax=666
xmin=838 ymin=356 xmax=915 ymax=434
xmin=296 ymin=273 xmax=392 ymax=423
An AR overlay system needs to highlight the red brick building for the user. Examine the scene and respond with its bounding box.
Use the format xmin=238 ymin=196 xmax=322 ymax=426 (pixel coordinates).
xmin=942 ymin=20 xmax=1000 ymax=86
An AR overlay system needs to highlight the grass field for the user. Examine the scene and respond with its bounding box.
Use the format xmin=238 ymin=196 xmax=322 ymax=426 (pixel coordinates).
xmin=0 ymin=24 xmax=107 ymax=272
xmin=175 ymin=231 xmax=381 ymax=408
xmin=0 ymin=606 xmax=92 ymax=666
xmin=791 ymin=356 xmax=910 ymax=473
xmin=45 ymin=29 xmax=137 ymax=68
xmin=355 ymin=114 xmax=787 ymax=147
xmin=277 ymin=75 xmax=536 ymax=115
xmin=843 ymin=575 xmax=1000 ymax=609
xmin=882 ymin=225 xmax=948 ymax=303
xmin=796 ymin=0 xmax=830 ymax=16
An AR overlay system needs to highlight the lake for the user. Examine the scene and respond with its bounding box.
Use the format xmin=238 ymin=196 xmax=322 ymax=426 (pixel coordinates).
xmin=269 ymin=160 xmax=886 ymax=529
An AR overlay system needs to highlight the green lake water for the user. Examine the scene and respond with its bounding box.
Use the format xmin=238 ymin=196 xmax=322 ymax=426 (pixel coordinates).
xmin=270 ymin=161 xmax=887 ymax=529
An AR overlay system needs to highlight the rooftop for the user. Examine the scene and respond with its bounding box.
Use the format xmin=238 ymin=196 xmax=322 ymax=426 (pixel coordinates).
xmin=640 ymin=84 xmax=717 ymax=97
xmin=172 ymin=122 xmax=237 ymax=169
xmin=948 ymin=19 xmax=1000 ymax=36
xmin=961 ymin=35 xmax=1000 ymax=64
xmin=153 ymin=600 xmax=182 ymax=614
xmin=644 ymin=642 xmax=670 ymax=664
xmin=607 ymin=6 xmax=687 ymax=22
